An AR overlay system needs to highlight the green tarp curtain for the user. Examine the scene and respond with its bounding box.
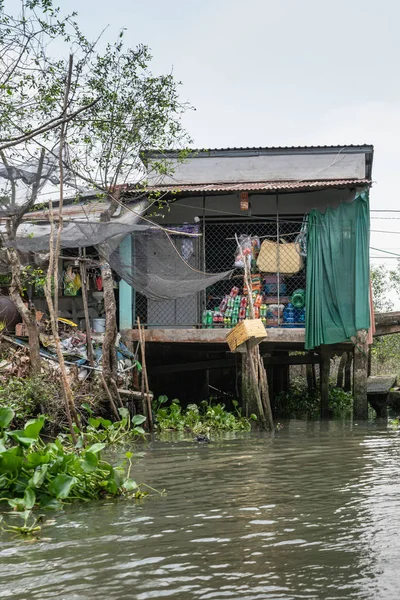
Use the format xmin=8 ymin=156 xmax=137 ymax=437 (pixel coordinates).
xmin=305 ymin=192 xmax=370 ymax=350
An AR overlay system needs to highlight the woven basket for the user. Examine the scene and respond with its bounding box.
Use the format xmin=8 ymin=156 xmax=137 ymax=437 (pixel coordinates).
xmin=226 ymin=319 xmax=267 ymax=353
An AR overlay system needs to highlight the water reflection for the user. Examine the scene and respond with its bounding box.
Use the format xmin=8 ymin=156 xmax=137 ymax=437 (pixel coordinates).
xmin=1 ymin=421 xmax=399 ymax=599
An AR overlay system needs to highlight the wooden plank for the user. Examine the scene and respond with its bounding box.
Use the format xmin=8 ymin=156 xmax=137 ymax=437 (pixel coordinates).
xmin=263 ymin=354 xmax=319 ymax=366
xmin=151 ymin=357 xmax=235 ymax=375
xmin=367 ymin=375 xmax=397 ymax=395
xmin=122 ymin=327 xmax=306 ymax=345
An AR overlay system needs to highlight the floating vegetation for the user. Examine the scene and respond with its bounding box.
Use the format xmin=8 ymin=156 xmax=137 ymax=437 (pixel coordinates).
xmin=0 ymin=407 xmax=144 ymax=526
xmin=153 ymin=397 xmax=256 ymax=433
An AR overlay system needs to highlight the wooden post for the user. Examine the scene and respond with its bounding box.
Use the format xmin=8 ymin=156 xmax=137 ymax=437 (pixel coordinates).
xmin=336 ymin=352 xmax=346 ymax=389
xmin=344 ymin=352 xmax=353 ymax=392
xmin=320 ymin=346 xmax=330 ymax=419
xmin=353 ymin=330 xmax=368 ymax=420
xmin=79 ymin=260 xmax=94 ymax=366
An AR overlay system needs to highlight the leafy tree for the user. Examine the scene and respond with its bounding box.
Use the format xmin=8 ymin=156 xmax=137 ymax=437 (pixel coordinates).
xmin=370 ymin=262 xmax=400 ymax=375
xmin=0 ymin=1 xmax=191 ymax=408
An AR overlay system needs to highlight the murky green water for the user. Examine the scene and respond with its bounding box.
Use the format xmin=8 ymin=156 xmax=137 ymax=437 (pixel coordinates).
xmin=1 ymin=421 xmax=400 ymax=599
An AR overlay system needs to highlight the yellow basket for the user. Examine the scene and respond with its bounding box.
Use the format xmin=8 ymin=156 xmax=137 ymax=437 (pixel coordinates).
xmin=226 ymin=319 xmax=267 ymax=353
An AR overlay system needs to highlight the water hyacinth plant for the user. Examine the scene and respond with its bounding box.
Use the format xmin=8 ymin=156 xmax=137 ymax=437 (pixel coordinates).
xmin=0 ymin=407 xmax=141 ymax=514
xmin=153 ymin=397 xmax=256 ymax=433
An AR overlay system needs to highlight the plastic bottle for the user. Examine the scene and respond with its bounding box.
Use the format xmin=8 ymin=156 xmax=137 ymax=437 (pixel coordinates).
xmin=219 ymin=296 xmax=228 ymax=312
xmin=283 ymin=303 xmax=295 ymax=327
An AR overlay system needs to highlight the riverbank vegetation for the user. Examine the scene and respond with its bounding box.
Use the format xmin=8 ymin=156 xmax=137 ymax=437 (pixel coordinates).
xmin=274 ymin=379 xmax=353 ymax=419
xmin=153 ymin=397 xmax=256 ymax=433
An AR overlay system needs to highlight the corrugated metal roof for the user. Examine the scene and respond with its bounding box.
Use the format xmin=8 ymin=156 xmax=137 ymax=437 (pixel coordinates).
xmin=145 ymin=144 xmax=374 ymax=155
xmin=147 ymin=178 xmax=372 ymax=194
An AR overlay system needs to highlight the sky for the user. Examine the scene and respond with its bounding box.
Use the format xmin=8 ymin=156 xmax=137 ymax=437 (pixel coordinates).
xmin=7 ymin=0 xmax=400 ymax=296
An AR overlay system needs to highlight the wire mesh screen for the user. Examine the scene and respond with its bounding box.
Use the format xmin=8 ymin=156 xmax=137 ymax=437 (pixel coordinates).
xmin=203 ymin=216 xmax=307 ymax=329
xmin=133 ymin=214 xmax=307 ymax=328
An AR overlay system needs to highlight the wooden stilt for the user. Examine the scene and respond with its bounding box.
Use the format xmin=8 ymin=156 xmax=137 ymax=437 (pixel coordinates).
xmin=320 ymin=346 xmax=331 ymax=419
xmin=344 ymin=352 xmax=353 ymax=392
xmin=336 ymin=352 xmax=346 ymax=389
xmin=353 ymin=330 xmax=368 ymax=420
xmin=137 ymin=318 xmax=153 ymax=431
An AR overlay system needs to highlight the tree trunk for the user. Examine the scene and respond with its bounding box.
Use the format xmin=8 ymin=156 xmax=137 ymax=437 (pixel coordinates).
xmin=7 ymin=248 xmax=41 ymax=374
xmin=99 ymin=253 xmax=118 ymax=382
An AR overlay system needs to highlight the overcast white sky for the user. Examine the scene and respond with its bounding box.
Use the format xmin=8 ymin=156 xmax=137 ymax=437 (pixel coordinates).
xmin=8 ymin=0 xmax=400 ymax=285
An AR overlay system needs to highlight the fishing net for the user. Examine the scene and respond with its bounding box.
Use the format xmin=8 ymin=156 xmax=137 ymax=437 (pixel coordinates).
xmin=0 ymin=153 xmax=233 ymax=300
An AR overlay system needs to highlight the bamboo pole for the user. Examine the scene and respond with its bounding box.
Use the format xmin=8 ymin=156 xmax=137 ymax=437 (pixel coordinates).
xmin=137 ymin=317 xmax=153 ymax=431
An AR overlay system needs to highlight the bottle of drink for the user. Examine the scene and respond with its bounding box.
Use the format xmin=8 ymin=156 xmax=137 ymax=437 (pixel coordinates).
xmin=239 ymin=307 xmax=246 ymax=321
xmin=202 ymin=310 xmax=208 ymax=328
xmin=219 ymin=296 xmax=228 ymax=312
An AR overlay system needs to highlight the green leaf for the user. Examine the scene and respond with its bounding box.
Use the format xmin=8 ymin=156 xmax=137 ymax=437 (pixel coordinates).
xmin=81 ymin=451 xmax=98 ymax=473
xmin=133 ymin=427 xmax=145 ymax=435
xmin=23 ymin=487 xmax=36 ymax=509
xmin=118 ymin=407 xmax=129 ymax=420
xmin=88 ymin=417 xmax=101 ymax=429
xmin=132 ymin=414 xmax=146 ymax=426
xmin=125 ymin=451 xmax=133 ymax=459
xmin=24 ymin=417 xmax=45 ymax=439
xmin=0 ymin=450 xmax=23 ymax=473
xmin=8 ymin=498 xmax=26 ymax=511
xmin=81 ymin=402 xmax=94 ymax=414
xmin=49 ymin=474 xmax=77 ymax=499
xmin=0 ymin=407 xmax=14 ymax=428
xmin=112 ymin=466 xmax=126 ymax=488
xmin=86 ymin=443 xmax=105 ymax=455
xmin=250 ymin=414 xmax=258 ymax=421
xmin=39 ymin=496 xmax=62 ymax=510
xmin=8 ymin=431 xmax=37 ymax=447
xmin=29 ymin=464 xmax=49 ymax=488
xmin=26 ymin=451 xmax=50 ymax=467
xmin=122 ymin=479 xmax=138 ymax=491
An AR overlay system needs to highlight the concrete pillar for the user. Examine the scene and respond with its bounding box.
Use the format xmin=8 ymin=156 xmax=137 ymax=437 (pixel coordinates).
xmin=353 ymin=329 xmax=369 ymax=420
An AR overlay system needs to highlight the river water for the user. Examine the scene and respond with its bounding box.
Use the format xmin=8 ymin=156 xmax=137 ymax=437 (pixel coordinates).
xmin=1 ymin=421 xmax=400 ymax=600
